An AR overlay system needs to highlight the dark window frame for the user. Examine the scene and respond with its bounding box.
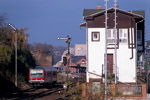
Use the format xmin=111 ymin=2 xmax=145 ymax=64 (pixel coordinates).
xmin=92 ymin=32 xmax=100 ymax=42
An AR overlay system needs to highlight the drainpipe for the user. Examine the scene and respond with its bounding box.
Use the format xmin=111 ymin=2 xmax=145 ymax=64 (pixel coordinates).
xmin=130 ymin=18 xmax=134 ymax=59
xmin=80 ymin=22 xmax=88 ymax=83
xmin=86 ymin=22 xmax=89 ymax=83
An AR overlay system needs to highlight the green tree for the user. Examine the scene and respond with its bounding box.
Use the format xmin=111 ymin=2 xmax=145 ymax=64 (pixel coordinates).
xmin=0 ymin=27 xmax=10 ymax=45
xmin=0 ymin=45 xmax=13 ymax=75
xmin=29 ymin=43 xmax=54 ymax=66
xmin=17 ymin=49 xmax=36 ymax=81
xmin=0 ymin=14 xmax=36 ymax=88
xmin=0 ymin=27 xmax=13 ymax=75
xmin=9 ymin=28 xmax=29 ymax=50
xmin=0 ymin=14 xmax=7 ymax=27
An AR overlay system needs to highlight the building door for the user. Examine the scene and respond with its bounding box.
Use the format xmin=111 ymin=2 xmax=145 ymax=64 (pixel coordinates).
xmin=107 ymin=54 xmax=113 ymax=74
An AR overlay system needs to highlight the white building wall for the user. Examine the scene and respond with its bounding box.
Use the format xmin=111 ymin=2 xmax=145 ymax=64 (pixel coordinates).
xmin=87 ymin=28 xmax=136 ymax=83
xmin=108 ymin=45 xmax=136 ymax=83
xmin=118 ymin=46 xmax=136 ymax=82
xmin=87 ymin=28 xmax=105 ymax=81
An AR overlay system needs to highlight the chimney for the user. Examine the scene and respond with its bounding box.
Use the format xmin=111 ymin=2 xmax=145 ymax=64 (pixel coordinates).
xmin=97 ymin=5 xmax=102 ymax=10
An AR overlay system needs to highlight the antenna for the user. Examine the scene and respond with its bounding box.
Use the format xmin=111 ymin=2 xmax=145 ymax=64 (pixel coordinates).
xmin=104 ymin=0 xmax=109 ymax=100
xmin=114 ymin=0 xmax=118 ymax=84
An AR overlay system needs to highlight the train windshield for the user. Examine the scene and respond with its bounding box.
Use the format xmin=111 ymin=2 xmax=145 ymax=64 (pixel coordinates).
xmin=30 ymin=69 xmax=43 ymax=78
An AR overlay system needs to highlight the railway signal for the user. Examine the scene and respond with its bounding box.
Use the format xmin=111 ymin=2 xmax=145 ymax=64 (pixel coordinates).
xmin=57 ymin=35 xmax=71 ymax=91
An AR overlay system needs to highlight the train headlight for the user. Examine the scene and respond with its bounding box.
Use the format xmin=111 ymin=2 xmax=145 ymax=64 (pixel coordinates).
xmin=63 ymin=84 xmax=67 ymax=90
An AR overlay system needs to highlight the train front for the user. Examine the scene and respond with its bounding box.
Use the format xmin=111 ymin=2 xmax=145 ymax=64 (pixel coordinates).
xmin=29 ymin=68 xmax=45 ymax=85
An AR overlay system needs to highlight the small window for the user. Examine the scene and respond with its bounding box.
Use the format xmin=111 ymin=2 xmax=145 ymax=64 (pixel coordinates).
xmin=137 ymin=30 xmax=142 ymax=41
xmin=92 ymin=32 xmax=100 ymax=41
xmin=113 ymin=29 xmax=116 ymax=38
xmin=107 ymin=29 xmax=111 ymax=38
xmin=124 ymin=32 xmax=127 ymax=37
xmin=81 ymin=60 xmax=85 ymax=64
xmin=120 ymin=32 xmax=123 ymax=37
xmin=107 ymin=29 xmax=116 ymax=44
xmin=107 ymin=32 xmax=111 ymax=38
xmin=119 ymin=29 xmax=128 ymax=43
xmin=137 ymin=30 xmax=142 ymax=45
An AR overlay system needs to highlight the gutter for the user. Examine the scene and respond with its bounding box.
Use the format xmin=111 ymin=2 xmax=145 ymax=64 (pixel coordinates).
xmin=79 ymin=21 xmax=89 ymax=83
xmin=130 ymin=18 xmax=144 ymax=59
xmin=86 ymin=22 xmax=89 ymax=83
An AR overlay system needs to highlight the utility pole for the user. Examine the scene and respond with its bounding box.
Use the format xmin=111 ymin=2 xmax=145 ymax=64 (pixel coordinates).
xmin=66 ymin=36 xmax=71 ymax=83
xmin=8 ymin=24 xmax=18 ymax=87
xmin=77 ymin=64 xmax=80 ymax=83
xmin=57 ymin=35 xmax=71 ymax=90
xmin=104 ymin=0 xmax=108 ymax=100
xmin=114 ymin=0 xmax=118 ymax=84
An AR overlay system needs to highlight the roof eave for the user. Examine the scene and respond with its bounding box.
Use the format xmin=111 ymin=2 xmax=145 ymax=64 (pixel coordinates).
xmin=83 ymin=8 xmax=144 ymax=20
xmin=80 ymin=22 xmax=86 ymax=27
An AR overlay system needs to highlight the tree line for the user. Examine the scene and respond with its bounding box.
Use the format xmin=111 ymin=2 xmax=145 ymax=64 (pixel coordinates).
xmin=0 ymin=14 xmax=36 ymax=89
xmin=0 ymin=14 xmax=66 ymax=90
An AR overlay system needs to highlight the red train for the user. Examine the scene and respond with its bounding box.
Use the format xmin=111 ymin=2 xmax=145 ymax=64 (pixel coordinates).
xmin=29 ymin=66 xmax=57 ymax=85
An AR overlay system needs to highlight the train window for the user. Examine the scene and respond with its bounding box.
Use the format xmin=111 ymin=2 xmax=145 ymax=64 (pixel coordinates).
xmin=53 ymin=71 xmax=57 ymax=76
xmin=45 ymin=73 xmax=47 ymax=77
xmin=48 ymin=72 xmax=50 ymax=77
xmin=50 ymin=71 xmax=52 ymax=76
xmin=30 ymin=73 xmax=43 ymax=78
xmin=46 ymin=71 xmax=50 ymax=77
xmin=49 ymin=71 xmax=51 ymax=76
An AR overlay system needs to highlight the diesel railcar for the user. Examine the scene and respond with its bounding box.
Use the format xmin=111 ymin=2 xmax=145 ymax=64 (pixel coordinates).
xmin=29 ymin=66 xmax=57 ymax=85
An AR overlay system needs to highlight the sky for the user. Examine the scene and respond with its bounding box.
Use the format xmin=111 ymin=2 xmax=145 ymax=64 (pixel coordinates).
xmin=0 ymin=0 xmax=150 ymax=46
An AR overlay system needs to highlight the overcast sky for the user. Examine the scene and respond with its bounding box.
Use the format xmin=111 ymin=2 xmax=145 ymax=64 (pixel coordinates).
xmin=0 ymin=0 xmax=149 ymax=46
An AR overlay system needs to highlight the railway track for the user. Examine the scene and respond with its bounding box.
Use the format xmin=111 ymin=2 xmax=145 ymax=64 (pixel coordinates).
xmin=1 ymin=82 xmax=64 ymax=100
xmin=1 ymin=78 xmax=86 ymax=100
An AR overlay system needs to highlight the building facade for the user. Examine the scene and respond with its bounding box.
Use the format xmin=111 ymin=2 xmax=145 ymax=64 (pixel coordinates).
xmin=75 ymin=44 xmax=86 ymax=56
xmin=69 ymin=55 xmax=86 ymax=73
xmin=80 ymin=8 xmax=145 ymax=83
xmin=145 ymin=41 xmax=150 ymax=61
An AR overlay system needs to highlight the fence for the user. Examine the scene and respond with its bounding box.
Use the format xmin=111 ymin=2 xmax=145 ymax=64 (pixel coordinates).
xmin=116 ymin=84 xmax=142 ymax=95
xmin=82 ymin=83 xmax=147 ymax=100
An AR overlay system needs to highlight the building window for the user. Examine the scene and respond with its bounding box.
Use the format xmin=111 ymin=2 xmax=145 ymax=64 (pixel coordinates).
xmin=107 ymin=29 xmax=111 ymax=38
xmin=107 ymin=28 xmax=128 ymax=44
xmin=137 ymin=30 xmax=142 ymax=45
xmin=81 ymin=60 xmax=85 ymax=64
xmin=107 ymin=29 xmax=116 ymax=43
xmin=119 ymin=29 xmax=128 ymax=43
xmin=92 ymin=32 xmax=100 ymax=41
